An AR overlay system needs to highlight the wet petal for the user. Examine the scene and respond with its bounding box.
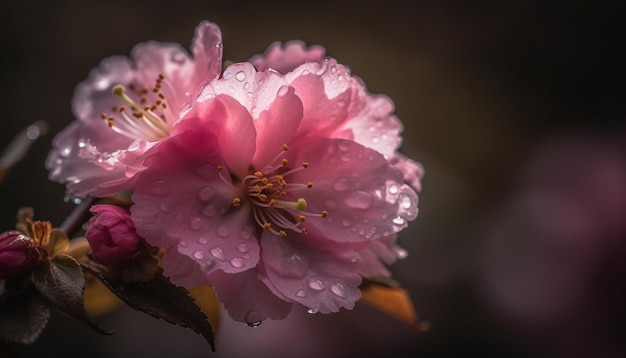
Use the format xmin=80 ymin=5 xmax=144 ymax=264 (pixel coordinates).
xmin=259 ymin=229 xmax=362 ymax=314
xmin=249 ymin=41 xmax=325 ymax=74
xmin=132 ymin=118 xmax=260 ymax=275
xmin=209 ymin=269 xmax=292 ymax=323
xmin=289 ymin=138 xmax=419 ymax=243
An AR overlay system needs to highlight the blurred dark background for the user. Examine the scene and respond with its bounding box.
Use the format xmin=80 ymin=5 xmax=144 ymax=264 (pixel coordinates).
xmin=1 ymin=0 xmax=625 ymax=357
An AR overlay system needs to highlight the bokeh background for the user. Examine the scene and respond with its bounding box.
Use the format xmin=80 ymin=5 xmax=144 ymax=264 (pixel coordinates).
xmin=2 ymin=0 xmax=625 ymax=357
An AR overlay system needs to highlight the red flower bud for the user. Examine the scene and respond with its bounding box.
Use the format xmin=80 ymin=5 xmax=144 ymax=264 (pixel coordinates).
xmin=86 ymin=204 xmax=144 ymax=268
xmin=0 ymin=231 xmax=39 ymax=279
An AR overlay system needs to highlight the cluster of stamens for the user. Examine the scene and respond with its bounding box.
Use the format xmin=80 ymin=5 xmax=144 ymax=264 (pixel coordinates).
xmin=221 ymin=144 xmax=328 ymax=238
xmin=100 ymin=73 xmax=177 ymax=141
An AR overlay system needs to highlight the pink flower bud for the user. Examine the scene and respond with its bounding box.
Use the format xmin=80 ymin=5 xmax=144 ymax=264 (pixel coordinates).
xmin=0 ymin=231 xmax=39 ymax=279
xmin=86 ymin=204 xmax=144 ymax=268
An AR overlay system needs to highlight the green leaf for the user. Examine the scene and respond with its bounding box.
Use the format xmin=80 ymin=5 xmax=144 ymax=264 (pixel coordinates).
xmin=82 ymin=263 xmax=215 ymax=351
xmin=32 ymin=255 xmax=112 ymax=335
xmin=0 ymin=280 xmax=51 ymax=344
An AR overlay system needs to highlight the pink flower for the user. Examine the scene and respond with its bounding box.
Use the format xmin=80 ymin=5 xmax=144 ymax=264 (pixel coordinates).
xmin=130 ymin=59 xmax=422 ymax=324
xmin=86 ymin=204 xmax=145 ymax=268
xmin=46 ymin=21 xmax=223 ymax=198
xmin=0 ymin=231 xmax=39 ymax=280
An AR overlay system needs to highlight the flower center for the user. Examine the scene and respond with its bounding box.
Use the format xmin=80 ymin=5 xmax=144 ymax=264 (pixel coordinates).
xmin=100 ymin=74 xmax=178 ymax=142
xmin=225 ymin=144 xmax=328 ymax=237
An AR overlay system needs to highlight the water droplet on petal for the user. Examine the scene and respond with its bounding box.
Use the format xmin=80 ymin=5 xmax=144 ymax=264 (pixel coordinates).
xmin=388 ymin=184 xmax=399 ymax=195
xmin=236 ymin=243 xmax=249 ymax=253
xmin=230 ymin=257 xmax=244 ymax=268
xmin=341 ymin=219 xmax=352 ymax=227
xmin=344 ymin=191 xmax=373 ymax=210
xmin=295 ymin=289 xmax=306 ymax=298
xmin=198 ymin=187 xmax=215 ymax=201
xmin=223 ymin=71 xmax=233 ymax=80
xmin=149 ymin=179 xmax=170 ymax=196
xmin=330 ymin=65 xmax=337 ymax=74
xmin=392 ymin=216 xmax=406 ymax=226
xmin=240 ymin=230 xmax=251 ymax=240
xmin=394 ymin=247 xmax=408 ymax=259
xmin=235 ymin=71 xmax=246 ymax=81
xmin=340 ymin=152 xmax=351 ymax=162
xmin=198 ymin=237 xmax=208 ymax=245
xmin=307 ymin=308 xmax=319 ymax=315
xmin=277 ymin=85 xmax=289 ymax=97
xmin=245 ymin=310 xmax=262 ymax=327
xmin=215 ymin=42 xmax=223 ymax=48
xmin=210 ymin=246 xmax=225 ymax=261
xmin=190 ymin=217 xmax=204 ymax=231
xmin=193 ymin=249 xmax=205 ymax=260
xmin=333 ymin=178 xmax=350 ymax=191
xmin=400 ymin=195 xmax=412 ymax=210
xmin=216 ymin=225 xmax=230 ymax=238
xmin=308 ymin=279 xmax=325 ymax=291
xmin=170 ymin=50 xmax=187 ymax=64
xmin=330 ymin=283 xmax=347 ymax=298
xmin=201 ymin=204 xmax=217 ymax=217
xmin=178 ymin=241 xmax=187 ymax=248
xmin=159 ymin=202 xmax=168 ymax=212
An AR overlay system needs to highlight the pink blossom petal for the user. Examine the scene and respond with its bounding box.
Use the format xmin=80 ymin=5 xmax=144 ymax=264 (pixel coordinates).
xmin=356 ymin=234 xmax=407 ymax=279
xmin=132 ymin=117 xmax=260 ymax=275
xmin=288 ymin=138 xmax=419 ymax=243
xmin=284 ymin=60 xmax=355 ymax=138
xmin=162 ymin=246 xmax=211 ymax=288
xmin=389 ymin=153 xmax=425 ymax=193
xmin=180 ymin=94 xmax=257 ymax=178
xmin=259 ymin=229 xmax=362 ymax=314
xmin=209 ymin=269 xmax=292 ymax=323
xmin=249 ymin=41 xmax=325 ymax=74
xmin=190 ymin=21 xmax=224 ymax=86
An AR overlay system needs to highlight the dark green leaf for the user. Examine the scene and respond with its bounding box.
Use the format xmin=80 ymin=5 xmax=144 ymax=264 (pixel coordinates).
xmin=0 ymin=280 xmax=51 ymax=344
xmin=32 ymin=255 xmax=112 ymax=335
xmin=82 ymin=263 xmax=215 ymax=351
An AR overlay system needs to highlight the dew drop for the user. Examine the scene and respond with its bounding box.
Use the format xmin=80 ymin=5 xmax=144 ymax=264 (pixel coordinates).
xmin=198 ymin=187 xmax=215 ymax=201
xmin=394 ymin=247 xmax=409 ymax=259
xmin=295 ymin=289 xmax=307 ymax=298
xmin=388 ymin=184 xmax=399 ymax=195
xmin=197 ymin=237 xmax=208 ymax=245
xmin=178 ymin=241 xmax=187 ymax=248
xmin=277 ymin=85 xmax=289 ymax=97
xmin=344 ymin=191 xmax=373 ymax=210
xmin=201 ymin=204 xmax=217 ymax=217
xmin=392 ymin=216 xmax=406 ymax=226
xmin=245 ymin=310 xmax=262 ymax=327
xmin=61 ymin=147 xmax=71 ymax=157
xmin=308 ymin=279 xmax=325 ymax=291
xmin=216 ymin=225 xmax=230 ymax=238
xmin=235 ymin=71 xmax=246 ymax=81
xmin=341 ymin=219 xmax=352 ymax=227
xmin=333 ymin=178 xmax=350 ymax=191
xmin=330 ymin=66 xmax=337 ymax=74
xmin=230 ymin=257 xmax=244 ymax=268
xmin=193 ymin=249 xmax=205 ymax=260
xmin=244 ymin=82 xmax=250 ymax=90
xmin=236 ymin=243 xmax=249 ymax=253
xmin=307 ymin=308 xmax=320 ymax=315
xmin=149 ymin=179 xmax=170 ymax=196
xmin=340 ymin=152 xmax=352 ymax=162
xmin=240 ymin=230 xmax=251 ymax=240
xmin=330 ymin=283 xmax=347 ymax=298
xmin=223 ymin=71 xmax=233 ymax=80
xmin=215 ymin=42 xmax=223 ymax=48
xmin=190 ymin=217 xmax=204 ymax=230
xmin=170 ymin=50 xmax=187 ymax=64
xmin=159 ymin=202 xmax=168 ymax=212
xmin=400 ymin=195 xmax=413 ymax=210
xmin=210 ymin=246 xmax=225 ymax=261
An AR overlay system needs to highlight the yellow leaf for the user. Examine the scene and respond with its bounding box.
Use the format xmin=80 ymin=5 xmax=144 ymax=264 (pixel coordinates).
xmin=188 ymin=285 xmax=221 ymax=335
xmin=359 ymin=281 xmax=429 ymax=331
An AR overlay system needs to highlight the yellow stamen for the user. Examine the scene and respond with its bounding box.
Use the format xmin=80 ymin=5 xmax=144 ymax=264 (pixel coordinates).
xmin=263 ymin=223 xmax=272 ymax=230
xmin=321 ymin=210 xmax=328 ymax=218
xmin=279 ymin=230 xmax=287 ymax=237
xmin=232 ymin=197 xmax=241 ymax=207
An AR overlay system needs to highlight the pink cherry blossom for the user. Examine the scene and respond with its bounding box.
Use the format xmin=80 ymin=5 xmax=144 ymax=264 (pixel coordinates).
xmin=46 ymin=21 xmax=223 ymax=198
xmin=131 ymin=60 xmax=422 ymax=324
